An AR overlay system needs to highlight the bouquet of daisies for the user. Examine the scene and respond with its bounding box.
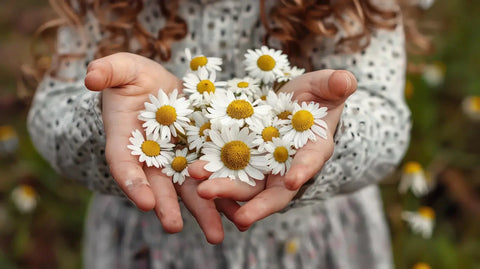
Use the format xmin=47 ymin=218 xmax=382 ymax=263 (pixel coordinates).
xmin=128 ymin=46 xmax=328 ymax=186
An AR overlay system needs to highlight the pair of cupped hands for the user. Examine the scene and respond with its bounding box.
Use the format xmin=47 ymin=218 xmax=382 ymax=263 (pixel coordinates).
xmin=84 ymin=52 xmax=357 ymax=244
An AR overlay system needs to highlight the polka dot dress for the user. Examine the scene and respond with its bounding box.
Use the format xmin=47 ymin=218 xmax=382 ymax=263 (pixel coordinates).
xmin=27 ymin=0 xmax=410 ymax=268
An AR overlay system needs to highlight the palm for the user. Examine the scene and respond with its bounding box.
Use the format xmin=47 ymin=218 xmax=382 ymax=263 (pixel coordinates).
xmin=85 ymin=53 xmax=224 ymax=243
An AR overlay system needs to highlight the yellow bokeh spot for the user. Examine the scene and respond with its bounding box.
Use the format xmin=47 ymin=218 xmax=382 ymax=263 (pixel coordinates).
xmin=405 ymin=79 xmax=414 ymax=99
xmin=171 ymin=156 xmax=188 ymax=172
xmin=403 ymin=161 xmax=422 ymax=174
xmin=285 ymin=239 xmax=298 ymax=254
xmin=197 ymin=80 xmax=216 ymax=94
xmin=277 ymin=110 xmax=292 ymax=120
xmin=273 ymin=146 xmax=289 ymax=163
xmin=418 ymin=206 xmax=435 ymax=220
xmin=20 ymin=185 xmax=37 ymax=199
xmin=156 ymin=105 xmax=177 ymax=126
xmin=412 ymin=262 xmax=431 ymax=269
xmin=257 ymin=55 xmax=276 ymax=71
xmin=237 ymin=81 xmax=249 ymax=88
xmin=190 ymin=56 xmax=208 ymax=71
xmin=261 ymin=126 xmax=280 ymax=142
xmin=291 ymin=110 xmax=314 ymax=131
xmin=470 ymin=96 xmax=480 ymax=112
xmin=0 ymin=125 xmax=16 ymax=141
xmin=226 ymin=100 xmax=254 ymax=119
xmin=141 ymin=140 xmax=161 ymax=157
xmin=220 ymin=140 xmax=251 ymax=170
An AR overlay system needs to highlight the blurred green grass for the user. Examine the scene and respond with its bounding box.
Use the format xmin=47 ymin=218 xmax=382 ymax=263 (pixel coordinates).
xmin=0 ymin=0 xmax=479 ymax=268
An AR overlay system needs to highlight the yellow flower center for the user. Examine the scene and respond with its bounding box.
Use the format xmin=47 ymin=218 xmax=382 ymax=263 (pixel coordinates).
xmin=141 ymin=140 xmax=161 ymax=157
xmin=220 ymin=140 xmax=251 ymax=170
xmin=284 ymin=72 xmax=291 ymax=76
xmin=273 ymin=146 xmax=289 ymax=163
xmin=291 ymin=110 xmax=314 ymax=131
xmin=261 ymin=126 xmax=280 ymax=142
xmin=404 ymin=161 xmax=422 ymax=174
xmin=237 ymin=81 xmax=249 ymax=88
xmin=156 ymin=105 xmax=177 ymax=126
xmin=0 ymin=125 xmax=16 ymax=141
xmin=171 ymin=156 xmax=188 ymax=172
xmin=257 ymin=55 xmax=276 ymax=71
xmin=199 ymin=122 xmax=211 ymax=137
xmin=190 ymin=56 xmax=208 ymax=71
xmin=471 ymin=96 xmax=480 ymax=112
xmin=20 ymin=185 xmax=36 ymax=198
xmin=285 ymin=239 xmax=298 ymax=254
xmin=260 ymin=95 xmax=267 ymax=100
xmin=418 ymin=206 xmax=435 ymax=220
xmin=277 ymin=110 xmax=292 ymax=120
xmin=226 ymin=100 xmax=254 ymax=119
xmin=196 ymin=79 xmax=216 ymax=94
xmin=412 ymin=262 xmax=431 ymax=269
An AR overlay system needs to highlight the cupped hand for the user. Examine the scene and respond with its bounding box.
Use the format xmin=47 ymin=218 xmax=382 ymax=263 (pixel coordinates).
xmin=85 ymin=52 xmax=224 ymax=243
xmin=190 ymin=69 xmax=357 ymax=230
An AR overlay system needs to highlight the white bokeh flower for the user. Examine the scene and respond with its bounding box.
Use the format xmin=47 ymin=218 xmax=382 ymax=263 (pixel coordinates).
xmin=183 ymin=67 xmax=227 ymax=107
xmin=162 ymin=148 xmax=197 ymax=185
xmin=461 ymin=95 xmax=480 ymax=121
xmin=249 ymin=116 xmax=283 ymax=152
xmin=280 ymin=102 xmax=328 ymax=149
xmin=277 ymin=66 xmax=305 ymax=83
xmin=139 ymin=89 xmax=193 ymax=141
xmin=244 ymin=46 xmax=289 ymax=84
xmin=0 ymin=125 xmax=19 ymax=156
xmin=11 ymin=184 xmax=38 ymax=213
xmin=206 ymin=91 xmax=271 ymax=128
xmin=265 ymin=91 xmax=296 ymax=120
xmin=398 ymin=161 xmax=429 ymax=197
xmin=127 ymin=129 xmax=174 ymax=168
xmin=226 ymin=77 xmax=260 ymax=98
xmin=185 ymin=48 xmax=222 ymax=72
xmin=264 ymin=137 xmax=296 ymax=176
xmin=200 ymin=125 xmax=267 ymax=186
xmin=402 ymin=206 xmax=435 ymax=238
xmin=186 ymin=111 xmax=212 ymax=153
xmin=422 ymin=61 xmax=446 ymax=87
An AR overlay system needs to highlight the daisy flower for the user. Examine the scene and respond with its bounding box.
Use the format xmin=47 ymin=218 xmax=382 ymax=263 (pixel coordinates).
xmin=0 ymin=125 xmax=18 ymax=156
xmin=244 ymin=46 xmax=289 ymax=84
xmin=185 ymin=48 xmax=222 ymax=72
xmin=200 ymin=125 xmax=267 ymax=186
xmin=183 ymin=67 xmax=227 ymax=107
xmin=11 ymin=184 xmax=38 ymax=214
xmin=127 ymin=129 xmax=174 ymax=168
xmin=186 ymin=111 xmax=212 ymax=153
xmin=277 ymin=66 xmax=305 ymax=83
xmin=280 ymin=102 xmax=328 ymax=149
xmin=139 ymin=89 xmax=193 ymax=141
xmin=461 ymin=95 xmax=480 ymax=121
xmin=226 ymin=77 xmax=260 ymax=98
xmin=264 ymin=137 xmax=296 ymax=176
xmin=162 ymin=148 xmax=197 ymax=185
xmin=402 ymin=206 xmax=435 ymax=239
xmin=206 ymin=91 xmax=271 ymax=128
xmin=265 ymin=91 xmax=296 ymax=120
xmin=398 ymin=161 xmax=429 ymax=197
xmin=253 ymin=85 xmax=274 ymax=102
xmin=249 ymin=117 xmax=283 ymax=152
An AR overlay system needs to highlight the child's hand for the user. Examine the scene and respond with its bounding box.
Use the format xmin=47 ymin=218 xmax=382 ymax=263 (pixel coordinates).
xmin=85 ymin=53 xmax=224 ymax=243
xmin=190 ymin=70 xmax=357 ymax=230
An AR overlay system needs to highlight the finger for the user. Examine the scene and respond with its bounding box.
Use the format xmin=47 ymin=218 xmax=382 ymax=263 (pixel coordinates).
xmin=85 ymin=52 xmax=182 ymax=92
xmin=233 ymin=176 xmax=297 ymax=228
xmin=215 ymin=199 xmax=250 ymax=232
xmin=179 ymin=179 xmax=224 ymax=244
xmin=280 ymin=69 xmax=357 ymax=106
xmin=283 ymin=138 xmax=332 ymax=190
xmin=197 ymin=177 xmax=265 ymax=201
xmin=145 ymin=167 xmax=183 ymax=233
xmin=188 ymin=160 xmax=212 ymax=180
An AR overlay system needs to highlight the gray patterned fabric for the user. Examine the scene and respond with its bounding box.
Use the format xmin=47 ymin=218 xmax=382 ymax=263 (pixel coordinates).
xmin=27 ymin=0 xmax=410 ymax=268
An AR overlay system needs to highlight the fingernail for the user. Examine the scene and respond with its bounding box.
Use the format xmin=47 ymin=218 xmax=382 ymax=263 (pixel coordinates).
xmin=125 ymin=178 xmax=148 ymax=191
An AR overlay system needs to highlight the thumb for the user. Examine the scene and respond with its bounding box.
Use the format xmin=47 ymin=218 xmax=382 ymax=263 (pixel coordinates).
xmin=84 ymin=52 xmax=181 ymax=92
xmin=280 ymin=69 xmax=357 ymax=106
